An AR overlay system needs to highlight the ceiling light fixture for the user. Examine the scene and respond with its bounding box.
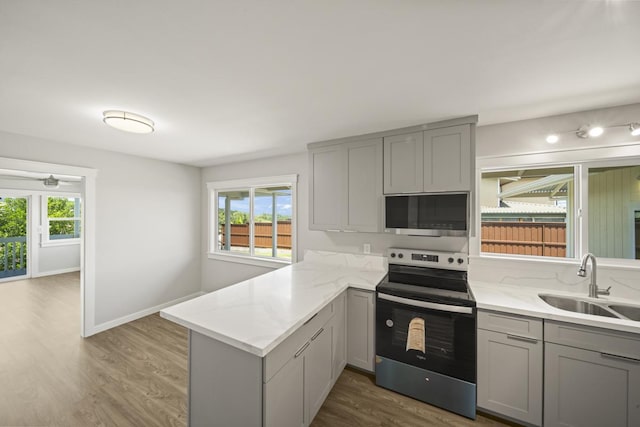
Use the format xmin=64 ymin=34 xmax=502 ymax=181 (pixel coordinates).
xmin=545 ymin=134 xmax=559 ymax=144
xmin=103 ymin=110 xmax=154 ymax=134
xmin=550 ymin=121 xmax=640 ymax=143
xmin=588 ymin=126 xmax=604 ymax=138
xmin=43 ymin=175 xmax=60 ymax=189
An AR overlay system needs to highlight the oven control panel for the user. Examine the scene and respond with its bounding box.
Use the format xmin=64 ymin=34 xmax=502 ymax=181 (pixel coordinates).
xmin=387 ymin=248 xmax=468 ymax=271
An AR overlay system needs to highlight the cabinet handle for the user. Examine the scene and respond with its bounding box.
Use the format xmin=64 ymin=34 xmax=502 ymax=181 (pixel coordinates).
xmin=311 ymin=328 xmax=324 ymax=341
xmin=506 ymin=334 xmax=538 ymax=344
xmin=601 ymin=352 xmax=640 ymax=364
xmin=295 ymin=341 xmax=310 ymax=358
xmin=326 ymin=229 xmax=341 ymax=233
xmin=343 ymin=230 xmax=357 ymax=233
xmin=303 ymin=312 xmax=318 ymax=325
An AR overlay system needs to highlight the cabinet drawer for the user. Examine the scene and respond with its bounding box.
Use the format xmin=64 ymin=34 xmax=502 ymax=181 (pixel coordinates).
xmin=478 ymin=310 xmax=543 ymax=340
xmin=264 ymin=301 xmax=334 ymax=382
xmin=545 ymin=321 xmax=640 ymax=360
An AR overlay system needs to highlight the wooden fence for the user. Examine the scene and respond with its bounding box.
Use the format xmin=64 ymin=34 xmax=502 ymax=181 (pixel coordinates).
xmin=221 ymin=221 xmax=292 ymax=249
xmin=481 ymin=222 xmax=566 ymax=257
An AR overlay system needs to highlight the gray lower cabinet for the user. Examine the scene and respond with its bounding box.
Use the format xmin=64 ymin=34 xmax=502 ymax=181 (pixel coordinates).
xmin=347 ymin=289 xmax=375 ymax=372
xmin=331 ymin=290 xmax=347 ymax=381
xmin=264 ymin=353 xmax=304 ymax=427
xmin=477 ymin=310 xmax=543 ymax=426
xmin=309 ymin=137 xmax=382 ymax=232
xmin=544 ymin=321 xmax=640 ymax=427
xmin=189 ymin=295 xmax=345 ymax=427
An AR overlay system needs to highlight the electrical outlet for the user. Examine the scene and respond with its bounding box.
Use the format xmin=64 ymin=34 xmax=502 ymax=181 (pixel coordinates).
xmin=363 ymin=243 xmax=371 ymax=254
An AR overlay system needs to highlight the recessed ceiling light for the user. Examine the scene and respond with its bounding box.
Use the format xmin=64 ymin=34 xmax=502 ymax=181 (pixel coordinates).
xmin=630 ymin=123 xmax=640 ymax=137
xmin=588 ymin=126 xmax=604 ymax=137
xmin=546 ymin=134 xmax=559 ymax=144
xmin=103 ymin=110 xmax=154 ymax=134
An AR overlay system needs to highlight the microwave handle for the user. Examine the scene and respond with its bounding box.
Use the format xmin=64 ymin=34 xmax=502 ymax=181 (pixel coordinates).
xmin=377 ymin=293 xmax=473 ymax=314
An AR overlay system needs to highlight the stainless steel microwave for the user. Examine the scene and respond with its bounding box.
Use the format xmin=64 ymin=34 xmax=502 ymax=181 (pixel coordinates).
xmin=384 ymin=192 xmax=468 ymax=237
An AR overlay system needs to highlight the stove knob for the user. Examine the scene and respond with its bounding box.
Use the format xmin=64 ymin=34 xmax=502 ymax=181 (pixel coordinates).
xmin=457 ymin=258 xmax=464 ymax=264
xmin=398 ymin=253 xmax=404 ymax=259
xmin=448 ymin=257 xmax=454 ymax=264
xmin=390 ymin=252 xmax=396 ymax=258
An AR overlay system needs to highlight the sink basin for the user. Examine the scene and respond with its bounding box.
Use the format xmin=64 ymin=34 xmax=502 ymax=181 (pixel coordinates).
xmin=607 ymin=304 xmax=640 ymax=321
xmin=539 ymin=294 xmax=619 ymax=318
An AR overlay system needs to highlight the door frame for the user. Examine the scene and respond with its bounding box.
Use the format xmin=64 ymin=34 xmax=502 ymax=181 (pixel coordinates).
xmin=0 ymin=156 xmax=97 ymax=337
xmin=0 ymin=191 xmax=31 ymax=282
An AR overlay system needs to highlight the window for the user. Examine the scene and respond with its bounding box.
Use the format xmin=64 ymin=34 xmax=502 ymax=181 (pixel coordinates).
xmin=480 ymin=167 xmax=576 ymax=259
xmin=587 ymin=164 xmax=640 ymax=260
xmin=479 ymin=155 xmax=640 ymax=264
xmin=42 ymin=195 xmax=81 ymax=245
xmin=208 ymin=175 xmax=297 ymax=267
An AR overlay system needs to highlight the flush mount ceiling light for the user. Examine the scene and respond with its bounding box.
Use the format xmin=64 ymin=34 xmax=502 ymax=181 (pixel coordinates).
xmin=103 ymin=110 xmax=154 ymax=134
xmin=546 ymin=121 xmax=640 ymax=144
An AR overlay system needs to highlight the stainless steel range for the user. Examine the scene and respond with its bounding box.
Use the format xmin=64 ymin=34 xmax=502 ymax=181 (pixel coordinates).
xmin=375 ymin=247 xmax=476 ymax=419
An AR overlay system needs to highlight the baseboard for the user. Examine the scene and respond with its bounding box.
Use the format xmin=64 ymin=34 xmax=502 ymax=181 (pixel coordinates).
xmin=31 ymin=267 xmax=81 ymax=278
xmin=90 ymin=291 xmax=206 ymax=336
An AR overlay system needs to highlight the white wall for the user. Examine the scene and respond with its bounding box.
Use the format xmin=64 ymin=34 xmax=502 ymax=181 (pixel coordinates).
xmin=200 ymin=151 xmax=467 ymax=292
xmin=0 ymin=130 xmax=202 ymax=327
xmin=472 ymin=102 xmax=640 ymax=299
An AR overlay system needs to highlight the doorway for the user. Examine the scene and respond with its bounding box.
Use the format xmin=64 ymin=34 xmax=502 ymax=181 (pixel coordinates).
xmin=0 ymin=195 xmax=29 ymax=280
xmin=0 ymin=157 xmax=96 ymax=337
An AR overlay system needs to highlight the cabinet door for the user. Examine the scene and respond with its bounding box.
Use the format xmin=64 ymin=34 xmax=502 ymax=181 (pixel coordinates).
xmin=331 ymin=291 xmax=347 ymax=383
xmin=309 ymin=145 xmax=344 ymax=230
xmin=344 ymin=138 xmax=383 ymax=232
xmin=544 ymin=342 xmax=640 ymax=427
xmin=423 ymin=124 xmax=471 ymax=192
xmin=383 ymin=132 xmax=423 ymax=194
xmin=305 ymin=326 xmax=334 ymax=424
xmin=264 ymin=353 xmax=304 ymax=427
xmin=477 ymin=329 xmax=542 ymax=426
xmin=347 ymin=289 xmax=375 ymax=372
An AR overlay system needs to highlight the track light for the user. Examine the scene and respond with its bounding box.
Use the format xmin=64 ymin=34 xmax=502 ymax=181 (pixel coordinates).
xmin=547 ymin=121 xmax=640 ymax=144
xmin=545 ymin=134 xmax=559 ymax=144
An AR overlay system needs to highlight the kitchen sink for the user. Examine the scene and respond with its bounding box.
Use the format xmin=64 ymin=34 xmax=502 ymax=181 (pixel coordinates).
xmin=607 ymin=304 xmax=640 ymax=321
xmin=539 ymin=294 xmax=619 ymax=318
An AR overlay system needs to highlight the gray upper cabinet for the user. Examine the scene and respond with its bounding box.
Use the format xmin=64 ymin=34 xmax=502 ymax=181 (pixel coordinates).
xmin=383 ymin=132 xmax=424 ymax=194
xmin=309 ymin=145 xmax=343 ymax=230
xmin=309 ymin=138 xmax=382 ymax=232
xmin=423 ymin=124 xmax=471 ymax=192
xmin=383 ymin=124 xmax=473 ymax=194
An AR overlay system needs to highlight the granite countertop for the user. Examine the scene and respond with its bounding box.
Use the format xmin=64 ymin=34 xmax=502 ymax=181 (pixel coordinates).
xmin=160 ymin=251 xmax=386 ymax=357
xmin=470 ymin=280 xmax=640 ymax=335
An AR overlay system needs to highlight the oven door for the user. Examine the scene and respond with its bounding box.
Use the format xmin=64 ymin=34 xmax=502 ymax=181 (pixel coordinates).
xmin=376 ymin=292 xmax=476 ymax=383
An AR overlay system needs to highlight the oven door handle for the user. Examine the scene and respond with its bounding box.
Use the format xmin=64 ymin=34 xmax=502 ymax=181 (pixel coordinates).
xmin=377 ymin=293 xmax=474 ymax=314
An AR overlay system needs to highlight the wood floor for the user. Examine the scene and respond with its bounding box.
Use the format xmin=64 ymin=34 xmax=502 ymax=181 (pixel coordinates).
xmin=0 ymin=274 xmax=512 ymax=426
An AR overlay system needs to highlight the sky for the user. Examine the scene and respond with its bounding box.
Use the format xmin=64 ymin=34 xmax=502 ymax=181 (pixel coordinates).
xmin=219 ymin=191 xmax=292 ymax=217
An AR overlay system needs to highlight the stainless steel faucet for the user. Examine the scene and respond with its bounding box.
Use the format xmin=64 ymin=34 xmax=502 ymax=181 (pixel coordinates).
xmin=577 ymin=253 xmax=611 ymax=298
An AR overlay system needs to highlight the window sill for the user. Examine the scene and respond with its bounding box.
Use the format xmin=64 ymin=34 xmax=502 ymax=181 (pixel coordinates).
xmin=41 ymin=239 xmax=81 ymax=248
xmin=207 ymin=252 xmax=292 ymax=269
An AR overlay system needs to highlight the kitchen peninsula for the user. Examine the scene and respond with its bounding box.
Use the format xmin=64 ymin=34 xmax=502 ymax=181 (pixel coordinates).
xmin=160 ymin=251 xmax=386 ymax=427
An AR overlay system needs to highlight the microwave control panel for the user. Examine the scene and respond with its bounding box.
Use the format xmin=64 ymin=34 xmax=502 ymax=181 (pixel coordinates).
xmin=387 ymin=248 xmax=468 ymax=271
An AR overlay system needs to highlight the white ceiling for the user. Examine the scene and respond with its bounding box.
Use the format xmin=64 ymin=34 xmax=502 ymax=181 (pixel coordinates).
xmin=1 ymin=1 xmax=639 ymax=167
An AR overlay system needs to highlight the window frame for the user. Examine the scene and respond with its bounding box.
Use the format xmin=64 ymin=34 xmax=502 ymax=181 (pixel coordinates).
xmin=207 ymin=174 xmax=297 ymax=268
xmin=476 ymin=150 xmax=640 ymax=269
xmin=478 ymin=163 xmax=580 ymax=261
xmin=41 ymin=194 xmax=82 ymax=247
